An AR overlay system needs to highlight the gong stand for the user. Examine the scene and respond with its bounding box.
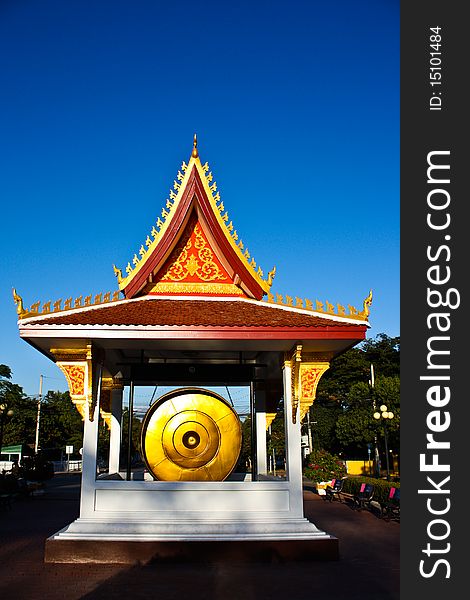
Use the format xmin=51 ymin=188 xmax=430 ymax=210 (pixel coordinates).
xmin=47 ymin=350 xmax=339 ymax=555
xmin=124 ymin=362 xmax=257 ymax=482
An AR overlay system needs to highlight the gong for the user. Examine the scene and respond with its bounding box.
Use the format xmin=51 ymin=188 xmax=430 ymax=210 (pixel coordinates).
xmin=141 ymin=387 xmax=242 ymax=481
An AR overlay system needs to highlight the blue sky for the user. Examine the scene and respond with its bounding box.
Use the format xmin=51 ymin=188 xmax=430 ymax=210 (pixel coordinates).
xmin=0 ymin=0 xmax=399 ymax=397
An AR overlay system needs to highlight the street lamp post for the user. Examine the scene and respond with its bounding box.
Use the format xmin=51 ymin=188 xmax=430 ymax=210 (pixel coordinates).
xmin=369 ymin=364 xmax=380 ymax=478
xmin=34 ymin=375 xmax=43 ymax=454
xmin=373 ymin=404 xmax=394 ymax=480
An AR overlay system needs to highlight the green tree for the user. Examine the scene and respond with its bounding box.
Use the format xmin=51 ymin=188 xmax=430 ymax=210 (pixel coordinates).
xmin=334 ymin=376 xmax=399 ymax=458
xmin=39 ymin=391 xmax=83 ymax=455
xmin=121 ymin=409 xmax=143 ymax=466
xmin=308 ymin=402 xmax=343 ymax=454
xmin=361 ymin=334 xmax=400 ymax=376
xmin=1 ymin=366 xmax=36 ymax=448
xmin=0 ymin=364 xmax=12 ymax=379
xmin=310 ymin=334 xmax=400 ymax=457
xmin=240 ymin=416 xmax=252 ymax=470
xmin=1 ymin=368 xmax=86 ymax=457
xmin=370 ymin=375 xmax=400 ymax=452
xmin=315 ymin=349 xmax=370 ymax=404
xmin=334 ymin=381 xmax=377 ymax=455
xmin=267 ymin=409 xmax=286 ymax=465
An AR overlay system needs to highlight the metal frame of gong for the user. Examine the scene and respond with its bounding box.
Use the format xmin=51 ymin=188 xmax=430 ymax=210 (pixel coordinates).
xmin=124 ymin=363 xmax=259 ymax=482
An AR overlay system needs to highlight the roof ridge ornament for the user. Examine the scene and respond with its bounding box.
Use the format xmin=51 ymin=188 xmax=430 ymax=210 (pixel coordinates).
xmin=12 ymin=288 xmax=122 ymax=320
xmin=266 ymin=289 xmax=373 ymax=322
xmin=192 ymin=133 xmax=198 ymax=158
xmin=361 ymin=289 xmax=373 ymax=318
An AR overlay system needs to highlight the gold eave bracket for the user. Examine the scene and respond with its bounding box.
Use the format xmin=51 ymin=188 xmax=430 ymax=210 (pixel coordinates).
xmin=286 ymin=345 xmax=331 ymax=424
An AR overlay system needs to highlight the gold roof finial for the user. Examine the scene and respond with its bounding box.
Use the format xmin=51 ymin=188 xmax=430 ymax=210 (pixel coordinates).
xmin=12 ymin=288 xmax=25 ymax=317
xmin=192 ymin=133 xmax=199 ymax=158
xmin=361 ymin=289 xmax=373 ymax=319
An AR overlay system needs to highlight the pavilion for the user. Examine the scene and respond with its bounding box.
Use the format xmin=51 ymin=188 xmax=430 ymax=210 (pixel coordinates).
xmin=14 ymin=136 xmax=371 ymax=562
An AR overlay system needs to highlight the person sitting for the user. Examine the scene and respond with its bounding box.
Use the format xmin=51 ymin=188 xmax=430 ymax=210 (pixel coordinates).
xmin=11 ymin=460 xmax=21 ymax=478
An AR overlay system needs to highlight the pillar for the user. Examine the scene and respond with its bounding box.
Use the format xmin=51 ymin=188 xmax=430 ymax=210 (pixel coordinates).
xmin=256 ymin=413 xmax=267 ymax=476
xmin=283 ymin=352 xmax=304 ymax=518
xmin=79 ymin=395 xmax=100 ymax=517
xmin=255 ymin=385 xmax=267 ymax=476
xmin=283 ymin=345 xmax=331 ymax=517
xmin=109 ymin=386 xmax=123 ymax=474
xmin=53 ymin=345 xmax=104 ymax=518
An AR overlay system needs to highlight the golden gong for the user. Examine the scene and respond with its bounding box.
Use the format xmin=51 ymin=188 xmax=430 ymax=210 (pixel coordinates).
xmin=141 ymin=387 xmax=242 ymax=481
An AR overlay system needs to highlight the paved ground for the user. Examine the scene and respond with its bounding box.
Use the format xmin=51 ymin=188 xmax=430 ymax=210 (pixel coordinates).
xmin=0 ymin=474 xmax=399 ymax=600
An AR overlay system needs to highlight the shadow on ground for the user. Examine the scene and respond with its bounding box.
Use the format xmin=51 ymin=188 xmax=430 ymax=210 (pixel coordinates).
xmin=0 ymin=473 xmax=399 ymax=600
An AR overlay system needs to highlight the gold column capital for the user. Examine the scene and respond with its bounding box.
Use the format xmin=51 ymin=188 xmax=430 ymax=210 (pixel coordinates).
xmin=53 ymin=344 xmax=105 ymax=422
xmin=265 ymin=412 xmax=277 ymax=430
xmin=284 ymin=345 xmax=332 ymax=424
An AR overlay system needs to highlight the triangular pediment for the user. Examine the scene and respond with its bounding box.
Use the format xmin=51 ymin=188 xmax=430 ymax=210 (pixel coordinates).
xmin=114 ymin=137 xmax=275 ymax=300
xmin=143 ymin=210 xmax=244 ymax=296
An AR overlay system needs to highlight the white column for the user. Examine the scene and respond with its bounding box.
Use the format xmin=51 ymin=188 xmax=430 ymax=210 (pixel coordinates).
xmin=256 ymin=411 xmax=268 ymax=476
xmin=79 ymin=399 xmax=100 ymax=518
xmin=79 ymin=362 xmax=102 ymax=518
xmin=283 ymin=361 xmax=304 ymax=518
xmin=108 ymin=387 xmax=123 ymax=474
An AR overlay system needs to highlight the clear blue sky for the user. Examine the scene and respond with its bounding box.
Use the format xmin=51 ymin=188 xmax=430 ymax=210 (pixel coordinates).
xmin=0 ymin=0 xmax=399 ymax=397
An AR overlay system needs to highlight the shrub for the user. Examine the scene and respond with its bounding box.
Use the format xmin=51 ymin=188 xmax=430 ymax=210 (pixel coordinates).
xmin=303 ymin=449 xmax=347 ymax=483
xmin=342 ymin=476 xmax=400 ymax=505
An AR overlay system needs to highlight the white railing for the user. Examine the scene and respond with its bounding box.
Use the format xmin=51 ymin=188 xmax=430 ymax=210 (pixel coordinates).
xmin=52 ymin=460 xmax=82 ymax=473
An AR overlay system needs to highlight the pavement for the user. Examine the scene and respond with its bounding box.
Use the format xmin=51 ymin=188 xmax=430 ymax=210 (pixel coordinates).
xmin=0 ymin=474 xmax=399 ymax=600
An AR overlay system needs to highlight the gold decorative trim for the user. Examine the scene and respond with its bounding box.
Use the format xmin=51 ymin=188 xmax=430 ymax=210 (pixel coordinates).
xmin=55 ymin=344 xmax=103 ymax=422
xmin=13 ymin=289 xmax=121 ymax=320
xmin=285 ymin=346 xmax=330 ymax=424
xmin=101 ymin=377 xmax=124 ymax=391
xmin=56 ymin=362 xmax=87 ymax=421
xmin=265 ymin=412 xmax=277 ymax=430
xmin=50 ymin=348 xmax=89 ymax=362
xmin=362 ymin=289 xmax=373 ymax=318
xmin=72 ymin=399 xmax=87 ymax=421
xmin=268 ymin=289 xmax=373 ymax=322
xmin=290 ymin=344 xmax=303 ymax=424
xmin=299 ymin=362 xmax=330 ymax=422
xmin=100 ymin=409 xmax=112 ymax=430
xmin=147 ymin=282 xmax=245 ymax=296
xmin=58 ymin=363 xmax=87 ymax=398
xmin=161 ymin=219 xmax=229 ymax=283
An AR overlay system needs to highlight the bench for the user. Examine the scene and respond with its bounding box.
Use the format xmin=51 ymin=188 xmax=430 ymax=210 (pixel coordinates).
xmin=353 ymin=482 xmax=375 ymax=511
xmin=381 ymin=486 xmax=400 ymax=521
xmin=325 ymin=477 xmax=346 ymax=503
xmin=0 ymin=475 xmax=43 ymax=507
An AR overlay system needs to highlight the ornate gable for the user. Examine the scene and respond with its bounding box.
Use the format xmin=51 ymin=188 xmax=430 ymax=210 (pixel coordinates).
xmin=113 ymin=136 xmax=275 ymax=300
xmin=144 ymin=211 xmax=244 ymax=296
xmin=12 ymin=136 xmax=372 ymax=326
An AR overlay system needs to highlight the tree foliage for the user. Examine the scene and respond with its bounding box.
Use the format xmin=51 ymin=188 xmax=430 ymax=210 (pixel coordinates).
xmin=40 ymin=391 xmax=84 ymax=455
xmin=120 ymin=409 xmax=143 ymax=466
xmin=1 ymin=366 xmax=35 ymax=448
xmin=1 ymin=366 xmax=84 ymax=457
xmin=0 ymin=364 xmax=12 ymax=379
xmin=310 ymin=334 xmax=400 ymax=459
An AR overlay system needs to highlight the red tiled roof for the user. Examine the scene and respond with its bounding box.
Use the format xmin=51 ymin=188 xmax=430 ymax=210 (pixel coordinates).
xmin=31 ymin=298 xmax=365 ymax=329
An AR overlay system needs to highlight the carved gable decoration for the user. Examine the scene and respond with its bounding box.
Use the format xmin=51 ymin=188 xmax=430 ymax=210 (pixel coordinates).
xmin=113 ymin=136 xmax=275 ymax=300
xmin=147 ymin=213 xmax=244 ymax=296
